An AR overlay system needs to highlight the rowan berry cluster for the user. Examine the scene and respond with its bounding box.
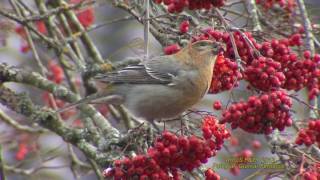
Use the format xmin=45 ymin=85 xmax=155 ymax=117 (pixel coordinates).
xmin=223 ymin=31 xmax=260 ymax=64
xmin=152 ymin=134 xmax=213 ymax=171
xmin=282 ymin=52 xmax=320 ymax=99
xmin=295 ymin=119 xmax=320 ymax=147
xmin=154 ymin=0 xmax=226 ymax=13
xmin=202 ymin=115 xmax=231 ymax=150
xmin=254 ymin=35 xmax=320 ymax=99
xmin=221 ymin=90 xmax=292 ymax=134
xmin=104 ymin=116 xmax=228 ymax=179
xmin=244 ymin=57 xmax=285 ymax=91
xmin=209 ymin=55 xmax=242 ymax=93
xmin=259 ymin=34 xmax=303 ymax=62
xmin=255 ymin=0 xmax=296 ymax=12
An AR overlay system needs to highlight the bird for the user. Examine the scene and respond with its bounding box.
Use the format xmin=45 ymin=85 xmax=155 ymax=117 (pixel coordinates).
xmin=57 ymin=40 xmax=222 ymax=122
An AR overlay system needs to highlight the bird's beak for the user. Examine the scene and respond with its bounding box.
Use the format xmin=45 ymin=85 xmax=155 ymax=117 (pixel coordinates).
xmin=213 ymin=42 xmax=226 ymax=54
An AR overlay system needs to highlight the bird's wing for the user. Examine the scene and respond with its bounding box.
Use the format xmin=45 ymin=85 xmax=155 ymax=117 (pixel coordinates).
xmin=94 ymin=56 xmax=180 ymax=84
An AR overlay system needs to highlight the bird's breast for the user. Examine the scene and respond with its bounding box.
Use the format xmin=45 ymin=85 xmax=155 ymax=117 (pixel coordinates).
xmin=122 ymin=83 xmax=204 ymax=121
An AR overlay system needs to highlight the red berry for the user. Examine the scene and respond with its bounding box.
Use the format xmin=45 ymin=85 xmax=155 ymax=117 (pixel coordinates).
xmin=179 ymin=20 xmax=189 ymax=33
xmin=251 ymin=140 xmax=262 ymax=149
xmin=164 ymin=44 xmax=181 ymax=55
xmin=213 ymin=100 xmax=222 ymax=110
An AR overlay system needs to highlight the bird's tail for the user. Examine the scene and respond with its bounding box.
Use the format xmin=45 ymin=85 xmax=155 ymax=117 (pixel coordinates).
xmin=56 ymin=90 xmax=121 ymax=113
xmin=56 ymin=93 xmax=102 ymax=113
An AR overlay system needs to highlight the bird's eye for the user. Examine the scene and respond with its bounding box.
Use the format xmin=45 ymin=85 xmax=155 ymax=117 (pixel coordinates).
xmin=191 ymin=41 xmax=220 ymax=52
xmin=195 ymin=42 xmax=210 ymax=49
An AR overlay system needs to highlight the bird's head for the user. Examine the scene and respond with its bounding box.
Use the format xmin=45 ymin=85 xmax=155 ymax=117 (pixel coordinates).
xmin=187 ymin=40 xmax=224 ymax=65
xmin=190 ymin=40 xmax=223 ymax=55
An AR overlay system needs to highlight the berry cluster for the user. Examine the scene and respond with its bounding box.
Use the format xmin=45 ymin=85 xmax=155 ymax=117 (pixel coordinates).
xmin=258 ymin=35 xmax=302 ymax=70
xmin=151 ymin=133 xmax=213 ymax=171
xmin=221 ymin=90 xmax=293 ymax=134
xmin=283 ymin=57 xmax=317 ymax=90
xmin=200 ymin=30 xmax=320 ymax=98
xmin=255 ymin=35 xmax=320 ymax=99
xmin=282 ymin=52 xmax=320 ymax=99
xmin=296 ymin=119 xmax=320 ymax=147
xmin=103 ymin=154 xmax=177 ymax=179
xmin=154 ymin=0 xmax=226 ymax=13
xmin=244 ymin=57 xmax=285 ymax=91
xmin=255 ymin=0 xmax=296 ymax=12
xmin=202 ymin=116 xmax=231 ymax=150
xmin=223 ymin=31 xmax=260 ymax=64
xmin=104 ymin=117 xmax=228 ymax=179
xmin=209 ymin=55 xmax=242 ymax=93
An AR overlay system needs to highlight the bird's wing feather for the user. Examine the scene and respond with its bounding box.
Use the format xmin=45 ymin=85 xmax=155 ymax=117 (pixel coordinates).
xmin=94 ymin=56 xmax=180 ymax=84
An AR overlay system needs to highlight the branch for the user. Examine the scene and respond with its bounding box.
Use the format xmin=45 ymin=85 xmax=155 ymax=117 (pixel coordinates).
xmin=246 ymin=0 xmax=262 ymax=31
xmin=24 ymin=0 xmax=95 ymax=22
xmin=0 ymin=108 xmax=46 ymax=133
xmin=215 ymin=9 xmax=245 ymax=70
xmin=0 ymin=85 xmax=118 ymax=166
xmin=0 ymin=145 xmax=5 ymax=180
xmin=0 ymin=63 xmax=119 ymax=136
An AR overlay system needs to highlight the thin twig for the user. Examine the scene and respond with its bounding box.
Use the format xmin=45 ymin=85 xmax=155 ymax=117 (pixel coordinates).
xmin=246 ymin=0 xmax=262 ymax=31
xmin=0 ymin=108 xmax=46 ymax=133
xmin=144 ymin=0 xmax=150 ymax=59
xmin=23 ymin=0 xmax=95 ymax=22
xmin=0 ymin=145 xmax=5 ymax=180
xmin=215 ymin=9 xmax=244 ymax=70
